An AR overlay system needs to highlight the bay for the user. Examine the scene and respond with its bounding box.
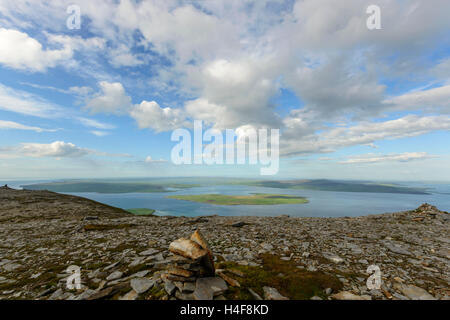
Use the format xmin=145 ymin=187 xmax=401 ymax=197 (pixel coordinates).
xmin=3 ymin=180 xmax=448 ymax=217
xmin=66 ymin=184 xmax=449 ymax=218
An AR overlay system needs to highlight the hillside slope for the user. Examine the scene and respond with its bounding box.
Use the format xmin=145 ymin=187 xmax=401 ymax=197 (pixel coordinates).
xmin=0 ymin=187 xmax=448 ymax=300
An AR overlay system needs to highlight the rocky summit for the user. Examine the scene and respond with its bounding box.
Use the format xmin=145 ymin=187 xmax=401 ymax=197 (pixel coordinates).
xmin=0 ymin=188 xmax=448 ymax=300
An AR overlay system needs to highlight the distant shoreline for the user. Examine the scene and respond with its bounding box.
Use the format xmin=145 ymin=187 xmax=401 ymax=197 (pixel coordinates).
xmin=20 ymin=178 xmax=430 ymax=195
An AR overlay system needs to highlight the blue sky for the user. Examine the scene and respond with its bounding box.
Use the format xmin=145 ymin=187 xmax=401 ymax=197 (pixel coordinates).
xmin=0 ymin=0 xmax=449 ymax=181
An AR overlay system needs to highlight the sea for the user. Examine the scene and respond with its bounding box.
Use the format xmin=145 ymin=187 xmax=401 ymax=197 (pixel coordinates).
xmin=2 ymin=180 xmax=449 ymax=218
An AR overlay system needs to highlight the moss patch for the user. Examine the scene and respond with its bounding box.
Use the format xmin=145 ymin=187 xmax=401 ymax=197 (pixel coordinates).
xmin=127 ymin=208 xmax=156 ymax=216
xmin=142 ymin=285 xmax=166 ymax=300
xmin=219 ymin=254 xmax=342 ymax=300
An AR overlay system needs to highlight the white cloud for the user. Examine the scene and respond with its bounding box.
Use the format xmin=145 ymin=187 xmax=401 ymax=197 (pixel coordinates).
xmin=0 ymin=28 xmax=71 ymax=72
xmin=0 ymin=84 xmax=64 ymax=118
xmin=281 ymin=114 xmax=450 ymax=156
xmin=130 ymin=100 xmax=187 ymax=132
xmin=0 ymin=28 xmax=104 ymax=72
xmin=0 ymin=141 xmax=130 ymax=159
xmin=339 ymin=152 xmax=434 ymax=164
xmin=184 ymin=98 xmax=227 ymax=127
xmin=69 ymin=86 xmax=93 ymax=96
xmin=109 ymin=45 xmax=143 ymax=68
xmin=20 ymin=141 xmax=91 ymax=158
xmin=85 ymin=81 xmax=188 ymax=132
xmin=90 ymin=131 xmax=110 ymax=137
xmin=20 ymin=82 xmax=93 ymax=97
xmin=284 ymin=56 xmax=386 ymax=119
xmin=185 ymin=58 xmax=281 ymax=129
xmin=0 ymin=0 xmax=449 ymax=175
xmin=0 ymin=120 xmax=57 ymax=132
xmin=85 ymin=81 xmax=132 ymax=114
xmin=384 ymin=85 xmax=450 ymax=113
xmin=145 ymin=156 xmax=167 ymax=163
xmin=136 ymin=4 xmax=239 ymax=64
xmin=77 ymin=117 xmax=115 ymax=130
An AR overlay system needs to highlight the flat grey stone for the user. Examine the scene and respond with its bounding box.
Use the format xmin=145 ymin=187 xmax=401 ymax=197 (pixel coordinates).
xmin=384 ymin=243 xmax=411 ymax=256
xmin=323 ymin=253 xmax=344 ymax=264
xmin=164 ymin=280 xmax=176 ymax=295
xmin=130 ymin=277 xmax=154 ymax=294
xmin=140 ymin=248 xmax=159 ymax=256
xmin=106 ymin=271 xmax=123 ymax=281
xmin=74 ymin=289 xmax=97 ymax=300
xmin=183 ymin=281 xmax=196 ymax=293
xmin=130 ymin=270 xmax=150 ymax=278
xmin=394 ymin=283 xmax=436 ymax=300
xmin=193 ymin=277 xmax=228 ymax=300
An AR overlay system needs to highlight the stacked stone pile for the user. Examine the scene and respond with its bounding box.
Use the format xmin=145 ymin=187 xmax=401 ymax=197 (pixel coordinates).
xmin=161 ymin=230 xmax=228 ymax=300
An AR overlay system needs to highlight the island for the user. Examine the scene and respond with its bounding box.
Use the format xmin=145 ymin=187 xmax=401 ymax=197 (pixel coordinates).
xmin=233 ymin=179 xmax=430 ymax=195
xmin=167 ymin=193 xmax=309 ymax=205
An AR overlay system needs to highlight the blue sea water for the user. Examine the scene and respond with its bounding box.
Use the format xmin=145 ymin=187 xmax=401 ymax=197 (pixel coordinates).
xmin=2 ymin=180 xmax=449 ymax=218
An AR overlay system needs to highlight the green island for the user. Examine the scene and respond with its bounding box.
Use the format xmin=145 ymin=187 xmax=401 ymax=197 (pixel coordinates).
xmin=126 ymin=208 xmax=156 ymax=216
xmin=167 ymin=193 xmax=309 ymax=205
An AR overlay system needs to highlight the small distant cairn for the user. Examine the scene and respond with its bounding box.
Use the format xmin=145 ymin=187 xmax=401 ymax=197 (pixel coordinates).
xmin=412 ymin=203 xmax=442 ymax=221
xmin=162 ymin=230 xmax=228 ymax=300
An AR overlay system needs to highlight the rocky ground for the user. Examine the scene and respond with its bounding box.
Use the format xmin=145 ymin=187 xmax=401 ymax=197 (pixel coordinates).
xmin=0 ymin=186 xmax=448 ymax=300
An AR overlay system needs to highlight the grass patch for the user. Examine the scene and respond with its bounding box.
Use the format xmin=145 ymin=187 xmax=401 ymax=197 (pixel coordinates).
xmin=219 ymin=254 xmax=342 ymax=300
xmin=167 ymin=194 xmax=308 ymax=205
xmin=127 ymin=208 xmax=156 ymax=216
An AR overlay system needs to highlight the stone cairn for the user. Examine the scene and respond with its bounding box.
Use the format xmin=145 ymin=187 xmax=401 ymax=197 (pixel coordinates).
xmin=162 ymin=229 xmax=228 ymax=300
xmin=412 ymin=203 xmax=443 ymax=222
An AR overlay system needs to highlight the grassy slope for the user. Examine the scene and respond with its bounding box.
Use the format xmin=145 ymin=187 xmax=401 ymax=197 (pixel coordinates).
xmin=167 ymin=193 xmax=309 ymax=205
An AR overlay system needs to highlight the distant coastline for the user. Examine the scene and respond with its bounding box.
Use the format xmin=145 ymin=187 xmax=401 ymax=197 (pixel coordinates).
xmin=21 ymin=178 xmax=429 ymax=195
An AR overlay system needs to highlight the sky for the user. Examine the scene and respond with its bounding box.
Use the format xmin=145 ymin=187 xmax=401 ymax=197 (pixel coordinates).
xmin=0 ymin=0 xmax=449 ymax=181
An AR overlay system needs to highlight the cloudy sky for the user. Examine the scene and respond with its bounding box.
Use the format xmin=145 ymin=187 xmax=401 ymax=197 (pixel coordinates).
xmin=0 ymin=0 xmax=449 ymax=181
